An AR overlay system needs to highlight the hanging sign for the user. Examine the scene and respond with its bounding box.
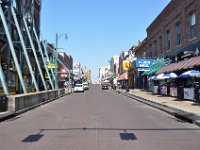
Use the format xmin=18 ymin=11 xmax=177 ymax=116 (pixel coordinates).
xmin=47 ymin=63 xmax=58 ymax=68
xmin=123 ymin=60 xmax=131 ymax=71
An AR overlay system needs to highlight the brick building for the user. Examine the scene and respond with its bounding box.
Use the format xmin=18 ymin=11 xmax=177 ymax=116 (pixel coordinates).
xmin=147 ymin=0 xmax=200 ymax=62
xmin=132 ymin=0 xmax=200 ymax=91
xmin=142 ymin=0 xmax=200 ymax=100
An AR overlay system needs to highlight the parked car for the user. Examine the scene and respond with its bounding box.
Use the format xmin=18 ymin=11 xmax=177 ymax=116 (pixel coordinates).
xmin=74 ymin=84 xmax=84 ymax=92
xmin=83 ymin=83 xmax=89 ymax=90
xmin=102 ymin=84 xmax=108 ymax=90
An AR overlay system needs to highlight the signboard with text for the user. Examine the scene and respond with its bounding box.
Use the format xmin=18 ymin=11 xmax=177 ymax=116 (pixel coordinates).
xmin=47 ymin=63 xmax=58 ymax=68
xmin=137 ymin=68 xmax=150 ymax=72
xmin=136 ymin=59 xmax=152 ymax=68
xmin=60 ymin=68 xmax=69 ymax=77
xmin=73 ymin=62 xmax=81 ymax=75
xmin=123 ymin=60 xmax=131 ymax=71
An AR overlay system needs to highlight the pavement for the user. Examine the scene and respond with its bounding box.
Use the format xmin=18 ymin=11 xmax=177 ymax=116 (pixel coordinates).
xmin=115 ymin=88 xmax=200 ymax=126
xmin=1 ymin=87 xmax=200 ymax=126
xmin=1 ymin=85 xmax=200 ymax=150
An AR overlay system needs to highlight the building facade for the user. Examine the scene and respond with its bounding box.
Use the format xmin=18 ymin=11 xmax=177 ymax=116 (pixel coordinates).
xmin=147 ymin=0 xmax=200 ymax=62
xmin=58 ymin=52 xmax=73 ymax=88
xmin=110 ymin=56 xmax=119 ymax=76
xmin=141 ymin=0 xmax=200 ymax=100
xmin=83 ymin=67 xmax=91 ymax=83
xmin=99 ymin=67 xmax=109 ymax=81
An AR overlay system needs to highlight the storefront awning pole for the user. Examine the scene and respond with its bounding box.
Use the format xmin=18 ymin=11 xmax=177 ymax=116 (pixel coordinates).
xmin=11 ymin=7 xmax=39 ymax=92
xmin=33 ymin=27 xmax=55 ymax=90
xmin=23 ymin=17 xmax=47 ymax=91
xmin=0 ymin=5 xmax=27 ymax=93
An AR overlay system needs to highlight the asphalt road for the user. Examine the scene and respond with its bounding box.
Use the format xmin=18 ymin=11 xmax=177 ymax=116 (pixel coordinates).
xmin=0 ymin=85 xmax=200 ymax=150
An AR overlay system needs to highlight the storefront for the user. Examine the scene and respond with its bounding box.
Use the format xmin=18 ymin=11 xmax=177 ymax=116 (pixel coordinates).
xmin=135 ymin=59 xmax=153 ymax=89
xmin=117 ymin=72 xmax=128 ymax=89
xmin=156 ymin=56 xmax=200 ymax=101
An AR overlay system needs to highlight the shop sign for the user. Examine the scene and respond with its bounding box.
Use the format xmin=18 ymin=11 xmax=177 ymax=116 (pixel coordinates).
xmin=153 ymin=86 xmax=158 ymax=94
xmin=47 ymin=63 xmax=58 ymax=68
xmin=73 ymin=62 xmax=81 ymax=75
xmin=123 ymin=60 xmax=131 ymax=71
xmin=160 ymin=86 xmax=167 ymax=95
xmin=184 ymin=88 xmax=195 ymax=100
xmin=136 ymin=59 xmax=152 ymax=68
xmin=60 ymin=68 xmax=69 ymax=77
xmin=137 ymin=68 xmax=150 ymax=72
xmin=170 ymin=87 xmax=177 ymax=97
xmin=181 ymin=51 xmax=194 ymax=58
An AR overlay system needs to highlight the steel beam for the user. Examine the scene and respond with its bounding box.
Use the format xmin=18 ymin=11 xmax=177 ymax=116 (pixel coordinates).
xmin=11 ymin=6 xmax=39 ymax=92
xmin=41 ymin=39 xmax=56 ymax=82
xmin=42 ymin=41 xmax=57 ymax=81
xmin=33 ymin=27 xmax=54 ymax=89
xmin=0 ymin=4 xmax=27 ymax=93
xmin=0 ymin=63 xmax=9 ymax=95
xmin=23 ymin=17 xmax=47 ymax=91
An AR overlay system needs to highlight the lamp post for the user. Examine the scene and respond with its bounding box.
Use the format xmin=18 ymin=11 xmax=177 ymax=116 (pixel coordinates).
xmin=55 ymin=33 xmax=68 ymax=89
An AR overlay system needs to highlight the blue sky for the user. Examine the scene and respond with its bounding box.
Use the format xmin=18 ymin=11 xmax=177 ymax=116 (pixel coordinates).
xmin=41 ymin=0 xmax=170 ymax=80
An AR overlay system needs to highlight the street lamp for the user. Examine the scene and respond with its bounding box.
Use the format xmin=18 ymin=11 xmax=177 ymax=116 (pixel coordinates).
xmin=55 ymin=33 xmax=68 ymax=89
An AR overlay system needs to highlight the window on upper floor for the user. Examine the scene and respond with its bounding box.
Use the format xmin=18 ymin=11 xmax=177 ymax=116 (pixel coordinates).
xmin=149 ymin=43 xmax=152 ymax=58
xmin=166 ymin=30 xmax=171 ymax=50
xmin=190 ymin=11 xmax=196 ymax=39
xmin=176 ymin=22 xmax=181 ymax=45
xmin=159 ymin=36 xmax=163 ymax=54
xmin=154 ymin=40 xmax=157 ymax=57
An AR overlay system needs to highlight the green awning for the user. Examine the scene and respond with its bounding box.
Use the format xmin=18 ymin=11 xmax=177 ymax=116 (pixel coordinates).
xmin=146 ymin=66 xmax=162 ymax=75
xmin=142 ymin=70 xmax=149 ymax=76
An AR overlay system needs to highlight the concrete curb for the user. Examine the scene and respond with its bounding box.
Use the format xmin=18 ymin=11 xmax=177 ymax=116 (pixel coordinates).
xmin=114 ymin=90 xmax=200 ymax=127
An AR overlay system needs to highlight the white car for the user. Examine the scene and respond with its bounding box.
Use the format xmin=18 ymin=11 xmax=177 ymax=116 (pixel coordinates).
xmin=83 ymin=83 xmax=89 ymax=90
xmin=74 ymin=84 xmax=84 ymax=92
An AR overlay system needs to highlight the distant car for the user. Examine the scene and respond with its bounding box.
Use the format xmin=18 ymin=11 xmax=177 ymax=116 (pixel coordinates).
xmin=74 ymin=84 xmax=84 ymax=92
xmin=102 ymin=84 xmax=108 ymax=90
xmin=83 ymin=83 xmax=89 ymax=90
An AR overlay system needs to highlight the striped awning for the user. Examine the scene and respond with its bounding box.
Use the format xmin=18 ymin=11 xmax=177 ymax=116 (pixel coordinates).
xmin=156 ymin=56 xmax=200 ymax=74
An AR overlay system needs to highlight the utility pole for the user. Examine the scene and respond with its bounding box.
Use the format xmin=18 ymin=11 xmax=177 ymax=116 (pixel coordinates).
xmin=55 ymin=33 xmax=58 ymax=89
xmin=55 ymin=33 xmax=68 ymax=89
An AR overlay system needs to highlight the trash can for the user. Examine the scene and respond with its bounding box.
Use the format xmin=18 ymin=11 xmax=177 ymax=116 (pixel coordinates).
xmin=0 ymin=94 xmax=8 ymax=112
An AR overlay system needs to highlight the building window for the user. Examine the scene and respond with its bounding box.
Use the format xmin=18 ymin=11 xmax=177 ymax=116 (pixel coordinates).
xmin=166 ymin=30 xmax=171 ymax=50
xmin=190 ymin=11 xmax=196 ymax=39
xmin=176 ymin=22 xmax=181 ymax=45
xmin=149 ymin=43 xmax=152 ymax=58
xmin=159 ymin=36 xmax=163 ymax=54
xmin=154 ymin=40 xmax=157 ymax=57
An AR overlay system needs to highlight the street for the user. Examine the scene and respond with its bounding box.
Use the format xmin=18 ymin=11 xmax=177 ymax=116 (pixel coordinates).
xmin=0 ymin=85 xmax=200 ymax=150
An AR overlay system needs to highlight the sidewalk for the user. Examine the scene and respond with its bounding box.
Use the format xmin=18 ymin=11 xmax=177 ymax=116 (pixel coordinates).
xmin=117 ymin=88 xmax=200 ymax=116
